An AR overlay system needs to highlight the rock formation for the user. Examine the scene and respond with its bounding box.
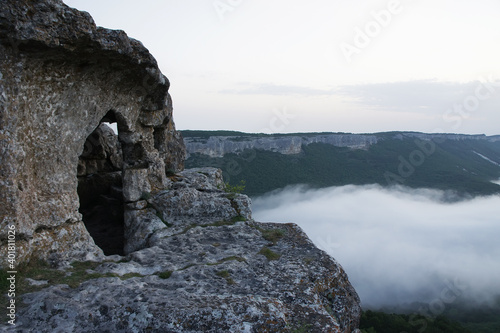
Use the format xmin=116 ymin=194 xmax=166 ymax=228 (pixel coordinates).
xmin=0 ymin=0 xmax=361 ymax=331
xmin=183 ymin=132 xmax=500 ymax=159
xmin=12 ymin=168 xmax=360 ymax=332
xmin=184 ymin=133 xmax=379 ymax=158
xmin=0 ymin=0 xmax=185 ymax=263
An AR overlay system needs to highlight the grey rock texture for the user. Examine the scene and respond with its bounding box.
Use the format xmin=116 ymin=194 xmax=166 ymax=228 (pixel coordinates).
xmin=17 ymin=225 xmax=360 ymax=332
xmin=151 ymin=168 xmax=252 ymax=226
xmin=184 ymin=134 xmax=379 ymax=158
xmin=9 ymin=169 xmax=360 ymax=332
xmin=0 ymin=0 xmax=185 ymax=263
xmin=125 ymin=167 xmax=252 ymax=253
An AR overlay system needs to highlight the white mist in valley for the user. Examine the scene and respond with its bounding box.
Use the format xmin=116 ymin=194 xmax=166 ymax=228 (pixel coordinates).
xmin=252 ymin=185 xmax=500 ymax=308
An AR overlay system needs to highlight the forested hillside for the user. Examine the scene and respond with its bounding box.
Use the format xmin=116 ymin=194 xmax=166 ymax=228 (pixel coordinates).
xmin=183 ymin=131 xmax=500 ymax=198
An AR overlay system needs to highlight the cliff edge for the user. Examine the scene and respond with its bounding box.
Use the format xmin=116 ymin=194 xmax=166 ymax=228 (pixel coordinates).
xmin=0 ymin=1 xmax=361 ymax=331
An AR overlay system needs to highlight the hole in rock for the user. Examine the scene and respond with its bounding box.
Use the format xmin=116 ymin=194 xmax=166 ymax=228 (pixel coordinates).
xmin=77 ymin=115 xmax=125 ymax=255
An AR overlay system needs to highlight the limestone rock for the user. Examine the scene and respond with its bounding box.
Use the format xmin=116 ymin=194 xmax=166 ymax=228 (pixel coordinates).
xmin=123 ymin=167 xmax=251 ymax=254
xmin=12 ymin=221 xmax=361 ymax=332
xmin=124 ymin=208 xmax=166 ymax=254
xmin=2 ymin=166 xmax=361 ymax=332
xmin=150 ymin=168 xmax=251 ymax=227
xmin=0 ymin=0 xmax=185 ymax=264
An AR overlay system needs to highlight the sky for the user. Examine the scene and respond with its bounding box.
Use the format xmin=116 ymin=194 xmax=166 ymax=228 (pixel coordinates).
xmin=63 ymin=0 xmax=500 ymax=135
xmin=252 ymin=185 xmax=500 ymax=308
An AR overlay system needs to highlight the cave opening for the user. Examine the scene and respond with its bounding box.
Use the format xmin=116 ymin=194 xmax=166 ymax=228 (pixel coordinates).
xmin=77 ymin=111 xmax=125 ymax=255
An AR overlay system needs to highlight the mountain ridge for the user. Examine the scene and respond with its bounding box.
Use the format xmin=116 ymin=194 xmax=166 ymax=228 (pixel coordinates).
xmin=183 ymin=130 xmax=500 ymax=197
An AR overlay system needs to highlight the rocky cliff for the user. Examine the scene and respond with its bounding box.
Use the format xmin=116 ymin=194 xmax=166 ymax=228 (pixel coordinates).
xmin=0 ymin=0 xmax=361 ymax=332
xmin=184 ymin=133 xmax=379 ymax=158
xmin=10 ymin=168 xmax=360 ymax=332
xmin=183 ymin=131 xmax=500 ymax=159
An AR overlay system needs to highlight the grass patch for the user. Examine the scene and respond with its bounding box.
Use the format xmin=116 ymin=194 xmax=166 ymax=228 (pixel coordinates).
xmin=216 ymin=270 xmax=236 ymax=285
xmin=259 ymin=247 xmax=281 ymax=261
xmin=230 ymin=215 xmax=246 ymax=223
xmin=216 ymin=270 xmax=230 ymax=278
xmin=259 ymin=228 xmax=285 ymax=245
xmin=0 ymin=259 xmax=147 ymax=319
xmin=3 ymin=260 xmax=142 ymax=299
xmin=179 ymin=263 xmax=197 ymax=271
xmin=220 ymin=256 xmax=246 ymax=263
xmin=119 ymin=273 xmax=144 ymax=280
xmin=157 ymin=271 xmax=173 ymax=279
xmin=182 ymin=218 xmax=240 ymax=234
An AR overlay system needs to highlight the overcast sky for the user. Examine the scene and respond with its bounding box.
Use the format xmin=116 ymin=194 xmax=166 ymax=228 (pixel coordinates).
xmin=64 ymin=0 xmax=500 ymax=135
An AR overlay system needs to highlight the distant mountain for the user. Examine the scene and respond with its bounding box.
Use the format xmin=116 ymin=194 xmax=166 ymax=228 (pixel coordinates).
xmin=182 ymin=130 xmax=500 ymax=198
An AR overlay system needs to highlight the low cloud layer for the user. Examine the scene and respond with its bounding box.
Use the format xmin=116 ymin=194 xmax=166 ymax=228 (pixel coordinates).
xmin=252 ymin=185 xmax=500 ymax=308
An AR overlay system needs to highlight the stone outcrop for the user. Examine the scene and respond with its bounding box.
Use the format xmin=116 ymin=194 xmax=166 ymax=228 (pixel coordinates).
xmin=0 ymin=0 xmax=185 ymax=263
xmin=124 ymin=168 xmax=252 ymax=254
xmin=0 ymin=1 xmax=361 ymax=331
xmin=9 ymin=168 xmax=361 ymax=332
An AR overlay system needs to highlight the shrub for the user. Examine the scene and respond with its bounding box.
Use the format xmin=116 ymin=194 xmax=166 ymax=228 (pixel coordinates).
xmin=224 ymin=180 xmax=246 ymax=194
xmin=158 ymin=271 xmax=173 ymax=279
xmin=259 ymin=228 xmax=285 ymax=245
xmin=259 ymin=247 xmax=281 ymax=261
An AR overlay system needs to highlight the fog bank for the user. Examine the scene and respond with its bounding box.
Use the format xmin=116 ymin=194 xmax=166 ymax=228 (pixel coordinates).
xmin=252 ymin=185 xmax=500 ymax=308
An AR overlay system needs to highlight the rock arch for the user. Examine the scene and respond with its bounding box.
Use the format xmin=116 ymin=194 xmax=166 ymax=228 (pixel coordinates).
xmin=0 ymin=0 xmax=185 ymax=265
xmin=77 ymin=113 xmax=125 ymax=255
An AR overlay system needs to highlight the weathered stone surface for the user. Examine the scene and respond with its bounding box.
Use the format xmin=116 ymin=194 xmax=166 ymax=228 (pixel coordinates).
xmin=123 ymin=168 xmax=152 ymax=202
xmin=11 ymin=221 xmax=360 ymax=333
xmin=124 ymin=208 xmax=166 ymax=254
xmin=151 ymin=168 xmax=252 ymax=227
xmin=126 ymin=200 xmax=149 ymax=210
xmin=123 ymin=167 xmax=251 ymax=254
xmin=0 ymin=0 xmax=185 ymax=264
xmin=2 ymin=166 xmax=361 ymax=332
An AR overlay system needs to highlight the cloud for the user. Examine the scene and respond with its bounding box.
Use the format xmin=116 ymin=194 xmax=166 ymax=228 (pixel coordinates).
xmin=252 ymin=185 xmax=500 ymax=308
xmin=220 ymin=83 xmax=335 ymax=96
